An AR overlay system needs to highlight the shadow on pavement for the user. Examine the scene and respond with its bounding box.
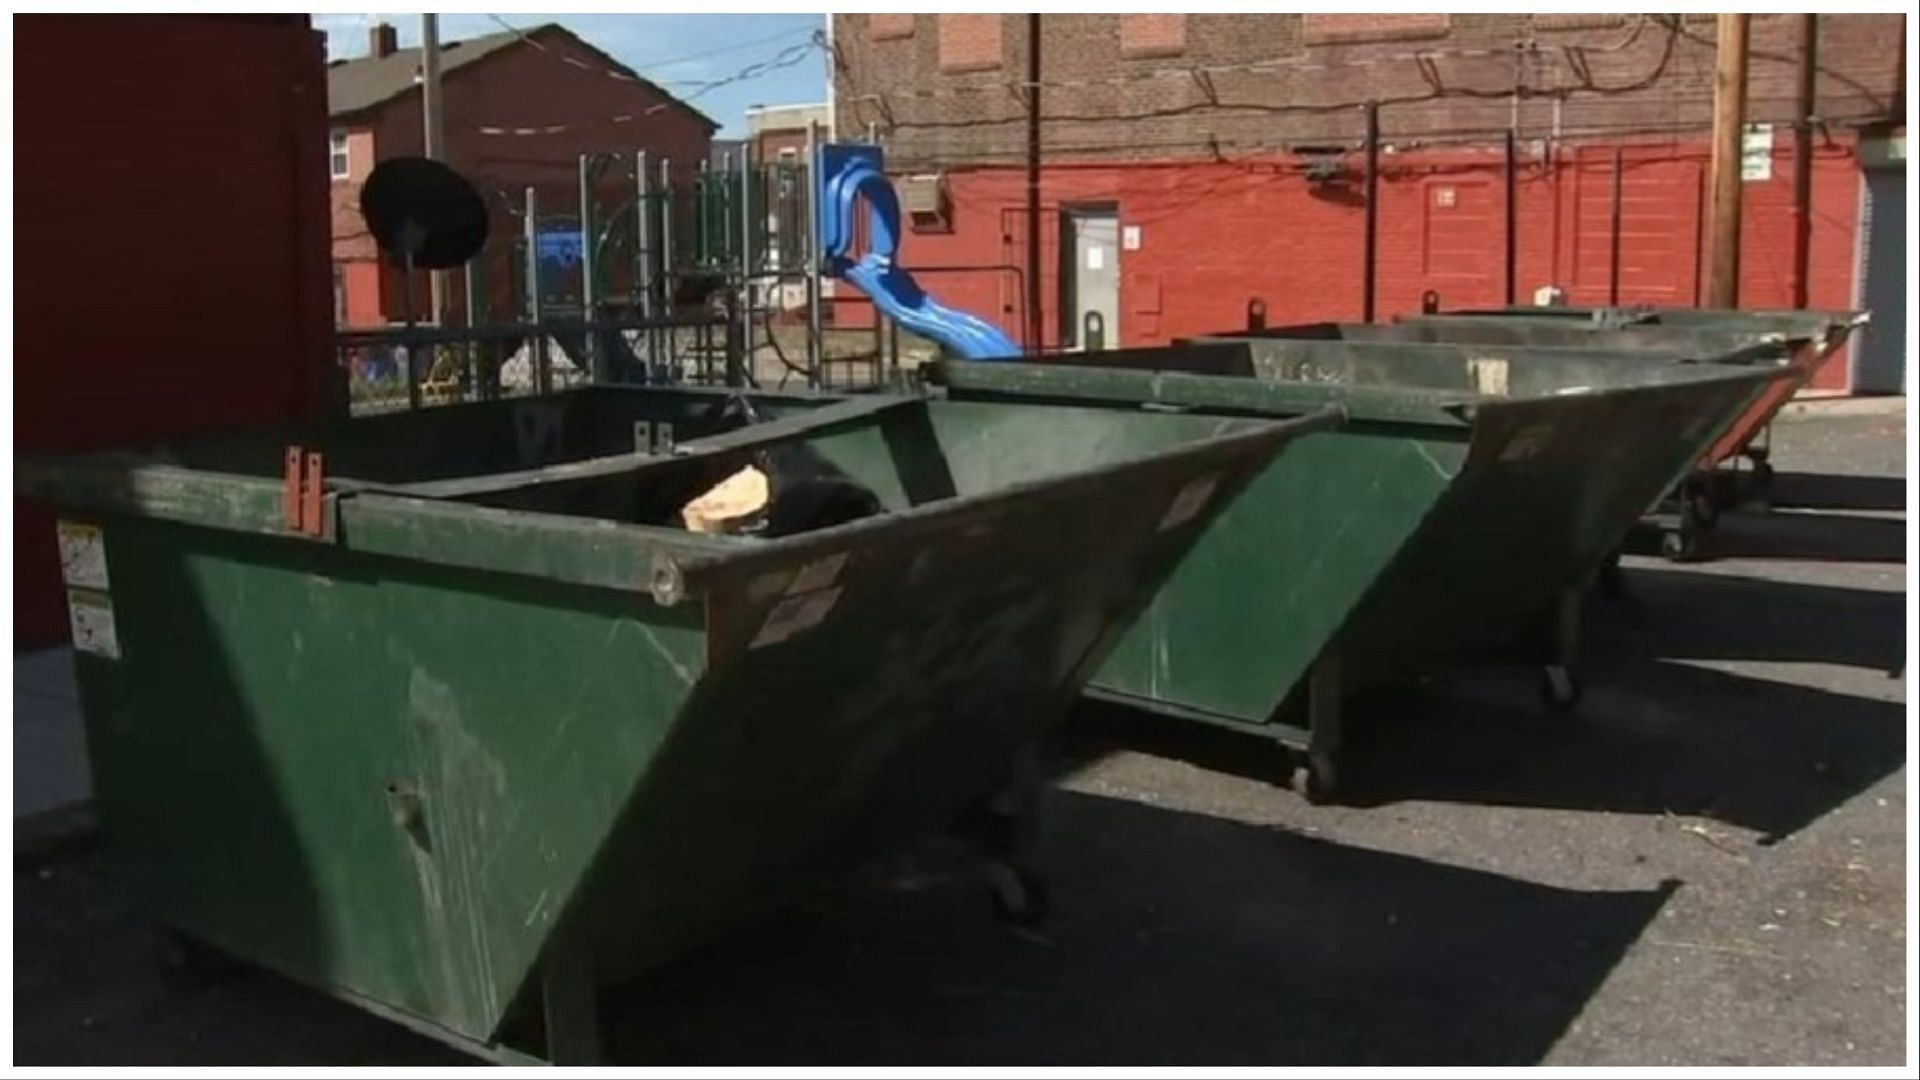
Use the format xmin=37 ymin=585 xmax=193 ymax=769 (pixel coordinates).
xmin=16 ymin=788 xmax=1672 ymax=1066
xmin=606 ymin=787 xmax=1673 ymax=1065
xmin=1766 ymin=470 xmax=1906 ymax=513
xmin=1599 ymin=567 xmax=1905 ymax=675
xmin=1058 ymin=566 xmax=1905 ymax=845
xmin=1622 ymin=508 xmax=1905 ymax=564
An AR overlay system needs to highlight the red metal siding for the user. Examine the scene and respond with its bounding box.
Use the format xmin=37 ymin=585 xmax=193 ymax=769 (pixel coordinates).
xmin=14 ymin=14 xmax=334 ymax=646
xmin=838 ymin=134 xmax=1866 ymax=387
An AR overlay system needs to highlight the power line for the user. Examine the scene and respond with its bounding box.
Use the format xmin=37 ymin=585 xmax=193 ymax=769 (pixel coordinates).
xmin=470 ymin=31 xmax=823 ymax=138
xmin=631 ymin=24 xmax=816 ymax=72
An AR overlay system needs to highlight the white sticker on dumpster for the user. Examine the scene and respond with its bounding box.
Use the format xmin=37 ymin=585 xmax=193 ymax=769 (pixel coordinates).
xmin=751 ymin=586 xmax=843 ymax=649
xmin=1468 ymin=358 xmax=1511 ymax=397
xmin=786 ymin=551 xmax=848 ymax=595
xmin=67 ymin=588 xmax=121 ymax=659
xmin=1159 ymin=474 xmax=1221 ymax=532
xmin=57 ymin=520 xmax=110 ymax=590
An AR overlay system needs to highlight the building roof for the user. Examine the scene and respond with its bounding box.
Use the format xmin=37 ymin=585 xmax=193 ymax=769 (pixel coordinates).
xmin=327 ymin=23 xmax=716 ymax=131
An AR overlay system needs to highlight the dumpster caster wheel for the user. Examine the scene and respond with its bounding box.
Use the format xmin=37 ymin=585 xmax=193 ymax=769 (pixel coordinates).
xmin=1287 ymin=755 xmax=1340 ymax=805
xmin=1660 ymin=529 xmax=1701 ymax=562
xmin=1687 ymin=489 xmax=1719 ymax=531
xmin=987 ymin=862 xmax=1050 ymax=928
xmin=1539 ymin=665 xmax=1583 ymax=712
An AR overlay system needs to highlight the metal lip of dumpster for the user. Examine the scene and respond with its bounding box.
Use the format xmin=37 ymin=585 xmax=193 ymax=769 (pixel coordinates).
xmin=16 ymin=385 xmax=1337 ymax=1062
xmin=1215 ymin=318 xmax=1807 ymax=365
xmin=1392 ymin=309 xmax=1868 ymax=469
xmin=929 ymin=345 xmax=1785 ymax=796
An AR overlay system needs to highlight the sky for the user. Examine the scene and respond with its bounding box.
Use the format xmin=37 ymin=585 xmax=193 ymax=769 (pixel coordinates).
xmin=311 ymin=13 xmax=828 ymax=137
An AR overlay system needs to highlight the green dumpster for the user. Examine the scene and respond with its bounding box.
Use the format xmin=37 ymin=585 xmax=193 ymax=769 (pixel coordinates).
xmin=17 ymin=384 xmax=1337 ymax=1062
xmin=1397 ymin=308 xmax=1866 ymax=483
xmin=930 ymin=341 xmax=1787 ymax=800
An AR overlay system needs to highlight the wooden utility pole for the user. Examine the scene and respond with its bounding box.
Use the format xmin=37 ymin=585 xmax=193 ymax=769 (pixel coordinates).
xmin=421 ymin=14 xmax=447 ymax=324
xmin=1791 ymin=14 xmax=1818 ymax=309
xmin=1024 ymin=14 xmax=1042 ymax=353
xmin=1705 ymin=13 xmax=1750 ymax=309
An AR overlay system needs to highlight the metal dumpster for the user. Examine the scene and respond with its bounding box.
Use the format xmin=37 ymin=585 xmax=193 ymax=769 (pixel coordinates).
xmin=1204 ymin=313 xmax=1860 ymax=558
xmin=930 ymin=342 xmax=1786 ymax=801
xmin=16 ymin=384 xmax=1336 ymax=1062
xmin=1394 ymin=308 xmax=1867 ymax=489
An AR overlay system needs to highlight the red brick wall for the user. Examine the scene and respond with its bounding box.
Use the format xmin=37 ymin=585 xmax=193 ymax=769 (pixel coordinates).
xmin=1120 ymin=15 xmax=1186 ymax=59
xmin=830 ymin=134 xmax=1865 ymax=387
xmin=938 ymin=14 xmax=1005 ymax=74
xmin=835 ymin=14 xmax=1905 ymax=165
xmin=330 ymin=26 xmax=713 ymax=326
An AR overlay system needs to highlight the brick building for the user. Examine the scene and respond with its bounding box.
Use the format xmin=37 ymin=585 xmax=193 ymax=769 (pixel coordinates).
xmin=830 ymin=13 xmax=1907 ymax=391
xmin=329 ymin=22 xmax=716 ymax=328
xmin=746 ymin=102 xmax=832 ymax=162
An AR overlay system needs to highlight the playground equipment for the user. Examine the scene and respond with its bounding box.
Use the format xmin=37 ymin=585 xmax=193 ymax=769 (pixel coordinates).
xmin=814 ymin=143 xmax=1021 ymax=361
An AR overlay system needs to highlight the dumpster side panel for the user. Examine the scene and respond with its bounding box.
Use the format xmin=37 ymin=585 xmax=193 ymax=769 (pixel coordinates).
xmin=1092 ymin=427 xmax=1462 ymax=725
xmin=560 ymin=410 xmax=1308 ymax=991
xmin=1342 ymin=374 xmax=1769 ymax=665
xmin=75 ymin=516 xmax=707 ymax=1045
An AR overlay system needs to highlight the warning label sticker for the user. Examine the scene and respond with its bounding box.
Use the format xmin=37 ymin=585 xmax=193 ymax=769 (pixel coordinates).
xmin=68 ymin=589 xmax=121 ymax=659
xmin=750 ymin=587 xmax=844 ymax=649
xmin=57 ymin=520 xmax=109 ymax=590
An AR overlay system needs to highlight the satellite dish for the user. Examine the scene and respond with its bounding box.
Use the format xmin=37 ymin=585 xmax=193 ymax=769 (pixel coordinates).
xmin=359 ymin=157 xmax=488 ymax=270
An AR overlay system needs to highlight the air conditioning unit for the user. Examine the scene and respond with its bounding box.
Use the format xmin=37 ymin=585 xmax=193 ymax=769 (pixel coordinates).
xmin=898 ymin=172 xmax=951 ymax=233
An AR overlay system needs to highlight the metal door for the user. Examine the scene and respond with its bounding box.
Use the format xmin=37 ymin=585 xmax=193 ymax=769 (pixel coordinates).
xmin=1066 ymin=209 xmax=1120 ymax=351
xmin=1855 ymin=167 xmax=1907 ymax=394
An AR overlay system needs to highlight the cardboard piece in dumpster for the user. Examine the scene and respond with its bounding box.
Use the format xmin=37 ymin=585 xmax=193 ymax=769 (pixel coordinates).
xmin=682 ymin=466 xmax=770 ymax=533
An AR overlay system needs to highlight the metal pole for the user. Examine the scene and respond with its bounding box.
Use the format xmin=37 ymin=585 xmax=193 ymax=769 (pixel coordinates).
xmin=1362 ymin=101 xmax=1380 ymax=323
xmin=804 ymin=120 xmax=823 ymax=389
xmin=463 ymin=259 xmax=479 ymax=400
xmin=421 ymin=15 xmax=446 ymax=325
xmin=1024 ymin=13 xmax=1043 ymax=354
xmin=1609 ymin=147 xmax=1625 ymax=307
xmin=578 ymin=154 xmax=599 ymax=381
xmin=635 ymin=150 xmax=654 ymax=380
xmin=1705 ymin=12 xmax=1750 ymax=309
xmin=524 ymin=185 xmax=548 ymax=394
xmin=738 ymin=142 xmax=754 ymax=384
xmin=660 ymin=156 xmax=675 ymax=374
xmin=1791 ymin=14 xmax=1818 ymax=309
xmin=1504 ymin=130 xmax=1518 ymax=306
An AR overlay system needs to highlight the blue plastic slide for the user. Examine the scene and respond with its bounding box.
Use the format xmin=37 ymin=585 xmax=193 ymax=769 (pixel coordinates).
xmin=816 ymin=144 xmax=1021 ymax=360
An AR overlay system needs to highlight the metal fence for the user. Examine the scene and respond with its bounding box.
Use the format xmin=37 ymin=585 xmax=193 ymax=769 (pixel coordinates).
xmin=339 ymin=128 xmax=906 ymax=415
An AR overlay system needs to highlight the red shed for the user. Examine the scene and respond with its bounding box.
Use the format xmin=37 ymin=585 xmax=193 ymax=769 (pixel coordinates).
xmin=14 ymin=15 xmax=335 ymax=647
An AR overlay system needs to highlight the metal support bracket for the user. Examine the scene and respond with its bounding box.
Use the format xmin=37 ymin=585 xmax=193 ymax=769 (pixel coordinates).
xmin=281 ymin=446 xmax=330 ymax=537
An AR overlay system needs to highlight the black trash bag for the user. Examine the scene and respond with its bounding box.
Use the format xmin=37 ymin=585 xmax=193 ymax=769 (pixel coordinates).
xmin=699 ymin=394 xmax=884 ymax=537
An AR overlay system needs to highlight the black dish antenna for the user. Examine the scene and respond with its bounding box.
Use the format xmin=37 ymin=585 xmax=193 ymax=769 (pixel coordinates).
xmin=359 ymin=157 xmax=488 ymax=270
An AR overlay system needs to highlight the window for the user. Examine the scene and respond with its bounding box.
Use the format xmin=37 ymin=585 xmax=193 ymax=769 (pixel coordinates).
xmin=869 ymin=13 xmax=914 ymax=41
xmin=329 ymin=130 xmax=351 ymax=180
xmin=1302 ymin=14 xmax=1449 ymax=45
xmin=938 ymin=14 xmax=1003 ymax=73
xmin=1121 ymin=15 xmax=1186 ymax=58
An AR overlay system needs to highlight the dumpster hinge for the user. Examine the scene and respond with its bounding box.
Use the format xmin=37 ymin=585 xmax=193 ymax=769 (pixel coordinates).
xmin=282 ymin=446 xmax=331 ymax=538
